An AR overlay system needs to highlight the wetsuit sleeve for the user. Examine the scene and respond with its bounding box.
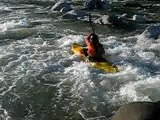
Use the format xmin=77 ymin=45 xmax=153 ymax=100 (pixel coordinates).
xmin=99 ymin=43 xmax=105 ymax=55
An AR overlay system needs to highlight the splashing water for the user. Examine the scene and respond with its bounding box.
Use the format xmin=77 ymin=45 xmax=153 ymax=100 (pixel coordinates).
xmin=0 ymin=1 xmax=159 ymax=120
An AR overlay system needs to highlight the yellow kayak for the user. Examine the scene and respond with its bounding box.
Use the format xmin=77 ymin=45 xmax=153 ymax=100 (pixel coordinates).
xmin=71 ymin=43 xmax=118 ymax=73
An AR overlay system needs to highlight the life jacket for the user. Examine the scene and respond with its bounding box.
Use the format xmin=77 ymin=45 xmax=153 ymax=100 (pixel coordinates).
xmin=85 ymin=34 xmax=105 ymax=58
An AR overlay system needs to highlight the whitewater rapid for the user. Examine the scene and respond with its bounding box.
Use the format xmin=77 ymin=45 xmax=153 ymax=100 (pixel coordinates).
xmin=56 ymin=33 xmax=160 ymax=119
xmin=0 ymin=1 xmax=159 ymax=120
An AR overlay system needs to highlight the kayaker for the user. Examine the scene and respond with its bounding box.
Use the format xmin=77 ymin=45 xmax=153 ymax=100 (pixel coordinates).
xmin=83 ymin=33 xmax=105 ymax=62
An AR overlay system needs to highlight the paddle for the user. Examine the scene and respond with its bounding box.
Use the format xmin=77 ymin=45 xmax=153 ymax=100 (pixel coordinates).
xmin=89 ymin=12 xmax=95 ymax=34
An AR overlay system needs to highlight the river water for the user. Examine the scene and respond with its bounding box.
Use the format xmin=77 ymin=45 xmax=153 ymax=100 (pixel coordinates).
xmin=0 ymin=0 xmax=160 ymax=120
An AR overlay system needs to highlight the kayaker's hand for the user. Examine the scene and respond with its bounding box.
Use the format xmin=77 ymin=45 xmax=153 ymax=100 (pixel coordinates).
xmin=81 ymin=47 xmax=87 ymax=49
xmin=85 ymin=56 xmax=90 ymax=62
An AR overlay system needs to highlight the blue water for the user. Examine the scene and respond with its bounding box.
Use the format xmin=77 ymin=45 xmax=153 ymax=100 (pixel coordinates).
xmin=0 ymin=1 xmax=160 ymax=120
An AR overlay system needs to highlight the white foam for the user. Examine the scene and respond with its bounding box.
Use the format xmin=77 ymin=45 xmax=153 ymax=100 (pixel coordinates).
xmin=0 ymin=20 xmax=16 ymax=32
xmin=17 ymin=18 xmax=29 ymax=27
xmin=0 ymin=6 xmax=11 ymax=11
xmin=119 ymin=75 xmax=160 ymax=102
xmin=57 ymin=35 xmax=84 ymax=48
xmin=150 ymin=43 xmax=160 ymax=51
xmin=136 ymin=34 xmax=160 ymax=50
xmin=65 ymin=61 xmax=89 ymax=75
xmin=0 ymin=104 xmax=11 ymax=120
xmin=0 ymin=18 xmax=29 ymax=32
xmin=59 ymin=35 xmax=141 ymax=102
xmin=137 ymin=51 xmax=155 ymax=61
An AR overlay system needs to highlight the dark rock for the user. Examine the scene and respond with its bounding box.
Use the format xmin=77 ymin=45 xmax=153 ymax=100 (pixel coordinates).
xmin=94 ymin=14 xmax=122 ymax=26
xmin=132 ymin=15 xmax=147 ymax=23
xmin=142 ymin=24 xmax=160 ymax=39
xmin=123 ymin=2 xmax=143 ymax=8
xmin=60 ymin=6 xmax=72 ymax=13
xmin=106 ymin=14 xmax=126 ymax=28
xmin=111 ymin=101 xmax=160 ymax=120
xmin=94 ymin=13 xmax=135 ymax=29
xmin=84 ymin=0 xmax=110 ymax=10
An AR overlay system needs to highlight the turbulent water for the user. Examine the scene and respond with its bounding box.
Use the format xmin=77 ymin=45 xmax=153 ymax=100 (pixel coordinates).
xmin=0 ymin=0 xmax=160 ymax=120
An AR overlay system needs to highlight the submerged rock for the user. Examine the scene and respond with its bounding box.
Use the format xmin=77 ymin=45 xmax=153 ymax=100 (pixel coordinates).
xmin=111 ymin=101 xmax=160 ymax=120
xmin=123 ymin=2 xmax=143 ymax=8
xmin=142 ymin=24 xmax=160 ymax=39
xmin=83 ymin=0 xmax=111 ymax=10
xmin=51 ymin=0 xmax=72 ymax=12
xmin=94 ymin=14 xmax=134 ymax=29
xmin=132 ymin=15 xmax=147 ymax=23
xmin=62 ymin=9 xmax=88 ymax=20
xmin=84 ymin=0 xmax=103 ymax=10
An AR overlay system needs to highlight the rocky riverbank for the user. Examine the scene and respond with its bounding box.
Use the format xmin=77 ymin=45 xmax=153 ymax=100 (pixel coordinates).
xmin=50 ymin=0 xmax=160 ymax=31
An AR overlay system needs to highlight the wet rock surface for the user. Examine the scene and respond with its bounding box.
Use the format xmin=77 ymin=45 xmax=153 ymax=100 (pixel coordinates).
xmin=111 ymin=101 xmax=160 ymax=120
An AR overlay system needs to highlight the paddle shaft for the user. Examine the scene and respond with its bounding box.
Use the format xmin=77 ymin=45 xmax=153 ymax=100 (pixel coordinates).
xmin=89 ymin=12 xmax=95 ymax=33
